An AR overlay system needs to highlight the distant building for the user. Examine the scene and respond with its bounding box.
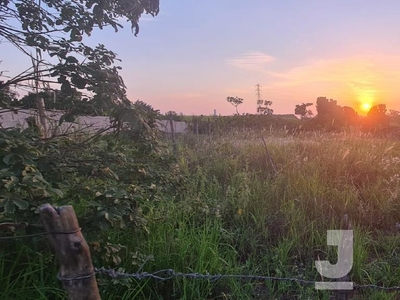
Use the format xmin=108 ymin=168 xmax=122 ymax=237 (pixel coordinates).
xmin=156 ymin=120 xmax=188 ymax=133
xmin=0 ymin=108 xmax=188 ymax=134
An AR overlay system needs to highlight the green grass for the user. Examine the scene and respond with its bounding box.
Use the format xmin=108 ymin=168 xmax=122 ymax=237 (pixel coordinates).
xmin=171 ymin=131 xmax=400 ymax=298
xmin=2 ymin=130 xmax=400 ymax=299
xmin=0 ymin=242 xmax=65 ymax=300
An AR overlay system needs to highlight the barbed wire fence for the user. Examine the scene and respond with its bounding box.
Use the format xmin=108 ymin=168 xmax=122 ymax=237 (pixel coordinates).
xmin=92 ymin=267 xmax=400 ymax=292
xmin=2 ymin=207 xmax=400 ymax=300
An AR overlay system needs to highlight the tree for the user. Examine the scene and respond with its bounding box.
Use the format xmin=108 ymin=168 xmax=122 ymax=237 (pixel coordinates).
xmin=165 ymin=111 xmax=185 ymax=121
xmin=295 ymin=103 xmax=313 ymax=119
xmin=315 ymin=97 xmax=347 ymax=129
xmin=0 ymin=84 xmax=18 ymax=107
xmin=368 ymin=104 xmax=387 ymax=116
xmin=388 ymin=110 xmax=400 ymax=129
xmin=314 ymin=97 xmax=362 ymax=129
xmin=257 ymin=100 xmax=273 ymax=115
xmin=0 ymin=0 xmax=159 ymax=110
xmin=316 ymin=97 xmax=341 ymax=116
xmin=365 ymin=103 xmax=388 ymax=130
xmin=14 ymin=88 xmax=80 ymax=109
xmin=227 ymin=96 xmax=243 ymax=115
xmin=342 ymin=106 xmax=359 ymax=126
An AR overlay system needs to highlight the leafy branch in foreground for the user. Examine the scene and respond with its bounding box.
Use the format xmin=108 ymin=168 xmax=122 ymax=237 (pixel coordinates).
xmin=0 ymin=100 xmax=181 ymax=234
xmin=0 ymin=0 xmax=159 ymax=107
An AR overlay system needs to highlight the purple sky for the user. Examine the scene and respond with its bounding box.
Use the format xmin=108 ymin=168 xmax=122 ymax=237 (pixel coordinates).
xmin=2 ymin=0 xmax=400 ymax=115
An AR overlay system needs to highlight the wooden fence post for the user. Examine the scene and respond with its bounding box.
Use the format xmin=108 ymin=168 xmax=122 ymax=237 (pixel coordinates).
xmin=169 ymin=116 xmax=177 ymax=154
xmin=39 ymin=204 xmax=101 ymax=300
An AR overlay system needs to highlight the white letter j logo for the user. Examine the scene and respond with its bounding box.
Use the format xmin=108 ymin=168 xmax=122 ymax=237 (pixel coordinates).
xmin=315 ymin=230 xmax=353 ymax=290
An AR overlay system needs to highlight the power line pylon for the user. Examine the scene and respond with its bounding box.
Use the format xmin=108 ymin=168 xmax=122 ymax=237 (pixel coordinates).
xmin=255 ymin=84 xmax=263 ymax=113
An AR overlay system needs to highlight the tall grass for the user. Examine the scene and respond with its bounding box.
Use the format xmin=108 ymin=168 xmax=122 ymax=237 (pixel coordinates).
xmin=170 ymin=130 xmax=400 ymax=298
xmin=0 ymin=241 xmax=65 ymax=300
xmin=2 ymin=130 xmax=400 ymax=299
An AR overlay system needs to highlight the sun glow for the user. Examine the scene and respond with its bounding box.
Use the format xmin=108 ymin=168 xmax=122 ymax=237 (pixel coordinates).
xmin=361 ymin=102 xmax=372 ymax=113
xmin=355 ymin=89 xmax=376 ymax=115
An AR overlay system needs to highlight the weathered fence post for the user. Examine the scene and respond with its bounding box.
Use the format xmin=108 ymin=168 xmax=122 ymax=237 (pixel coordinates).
xmin=169 ymin=116 xmax=177 ymax=154
xmin=39 ymin=204 xmax=101 ymax=300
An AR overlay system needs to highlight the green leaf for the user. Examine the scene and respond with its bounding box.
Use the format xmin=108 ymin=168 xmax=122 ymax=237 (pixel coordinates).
xmin=4 ymin=177 xmax=18 ymax=189
xmin=61 ymin=81 xmax=72 ymax=93
xmin=66 ymin=56 xmax=79 ymax=64
xmin=65 ymin=113 xmax=76 ymax=122
xmin=71 ymin=76 xmax=86 ymax=89
xmin=112 ymin=254 xmax=121 ymax=265
xmin=3 ymin=154 xmax=14 ymax=165
xmin=58 ymin=75 xmax=67 ymax=83
xmin=12 ymin=198 xmax=29 ymax=210
xmin=4 ymin=200 xmax=15 ymax=214
xmin=22 ymin=175 xmax=32 ymax=184
xmin=48 ymin=187 xmax=64 ymax=197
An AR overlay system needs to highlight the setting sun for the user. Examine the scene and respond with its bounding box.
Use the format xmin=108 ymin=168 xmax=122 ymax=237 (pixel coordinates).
xmin=361 ymin=102 xmax=372 ymax=113
xmin=354 ymin=88 xmax=377 ymax=115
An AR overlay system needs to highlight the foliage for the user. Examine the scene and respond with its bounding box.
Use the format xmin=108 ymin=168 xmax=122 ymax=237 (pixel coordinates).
xmin=10 ymin=88 xmax=108 ymax=118
xmin=186 ymin=114 xmax=300 ymax=134
xmin=0 ymin=99 xmax=188 ymax=298
xmin=294 ymin=102 xmax=313 ymax=119
xmin=226 ymin=96 xmax=243 ymax=115
xmin=109 ymin=100 xmax=160 ymax=147
xmin=3 ymin=128 xmax=400 ymax=299
xmin=342 ymin=105 xmax=359 ymax=126
xmin=0 ymin=85 xmax=18 ymax=108
xmin=172 ymin=132 xmax=400 ymax=298
xmin=0 ymin=100 xmax=180 ymax=230
xmin=132 ymin=100 xmax=160 ymax=128
xmin=362 ymin=104 xmax=389 ymax=132
xmin=389 ymin=109 xmax=400 ymax=117
xmin=0 ymin=128 xmax=62 ymax=219
xmin=257 ymin=100 xmax=273 ymax=115
xmin=0 ymin=0 xmax=159 ymax=114
xmin=315 ymin=97 xmax=342 ymax=127
xmin=368 ymin=103 xmax=387 ymax=116
xmin=315 ymin=96 xmax=359 ymax=130
xmin=162 ymin=110 xmax=184 ymax=121
xmin=13 ymin=89 xmax=81 ymax=110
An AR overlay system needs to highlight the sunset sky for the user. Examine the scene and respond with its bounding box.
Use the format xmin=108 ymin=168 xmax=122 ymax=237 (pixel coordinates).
xmin=2 ymin=0 xmax=400 ymax=115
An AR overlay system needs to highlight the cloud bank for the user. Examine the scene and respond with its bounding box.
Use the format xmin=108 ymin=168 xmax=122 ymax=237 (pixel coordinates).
xmin=226 ymin=51 xmax=275 ymax=72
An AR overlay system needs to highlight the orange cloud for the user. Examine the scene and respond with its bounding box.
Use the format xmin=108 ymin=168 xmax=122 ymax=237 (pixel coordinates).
xmin=224 ymin=53 xmax=400 ymax=114
xmin=266 ymin=55 xmax=400 ymax=111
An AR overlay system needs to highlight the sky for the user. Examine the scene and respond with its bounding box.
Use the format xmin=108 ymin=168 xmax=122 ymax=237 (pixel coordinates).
xmin=2 ymin=0 xmax=400 ymax=116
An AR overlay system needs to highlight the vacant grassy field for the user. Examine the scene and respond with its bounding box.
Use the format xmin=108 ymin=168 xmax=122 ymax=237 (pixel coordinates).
xmin=161 ymin=130 xmax=400 ymax=299
xmin=2 ymin=130 xmax=400 ymax=299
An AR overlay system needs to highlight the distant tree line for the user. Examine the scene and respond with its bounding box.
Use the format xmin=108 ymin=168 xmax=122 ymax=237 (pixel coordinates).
xmin=183 ymin=95 xmax=400 ymax=135
xmin=296 ymin=96 xmax=400 ymax=133
xmin=186 ymin=114 xmax=300 ymax=135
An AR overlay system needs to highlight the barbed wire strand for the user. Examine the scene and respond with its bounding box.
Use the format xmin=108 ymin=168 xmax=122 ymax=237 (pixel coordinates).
xmin=2 ymin=228 xmax=400 ymax=293
xmin=93 ymin=267 xmax=400 ymax=292
xmin=0 ymin=227 xmax=81 ymax=240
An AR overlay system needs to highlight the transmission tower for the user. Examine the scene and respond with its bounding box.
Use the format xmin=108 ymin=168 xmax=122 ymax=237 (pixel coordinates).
xmin=255 ymin=84 xmax=263 ymax=114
